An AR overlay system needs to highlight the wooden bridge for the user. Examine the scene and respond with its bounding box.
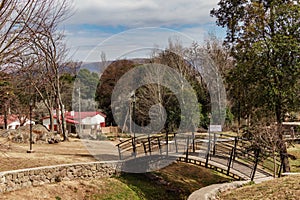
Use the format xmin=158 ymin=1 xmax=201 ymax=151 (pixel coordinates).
xmin=116 ymin=132 xmax=280 ymax=181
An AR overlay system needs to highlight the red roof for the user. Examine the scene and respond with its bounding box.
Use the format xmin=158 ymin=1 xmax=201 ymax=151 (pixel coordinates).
xmin=42 ymin=111 xmax=106 ymax=125
xmin=0 ymin=114 xmax=19 ymax=125
xmin=65 ymin=111 xmax=106 ymax=120
xmin=65 ymin=119 xmax=79 ymax=124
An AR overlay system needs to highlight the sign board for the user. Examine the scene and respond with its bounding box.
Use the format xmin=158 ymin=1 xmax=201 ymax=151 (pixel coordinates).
xmin=209 ymin=125 xmax=222 ymax=132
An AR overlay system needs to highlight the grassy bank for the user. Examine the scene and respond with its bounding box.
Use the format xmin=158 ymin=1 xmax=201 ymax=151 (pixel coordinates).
xmin=288 ymin=144 xmax=300 ymax=172
xmin=117 ymin=162 xmax=232 ymax=200
xmin=218 ymin=175 xmax=300 ymax=200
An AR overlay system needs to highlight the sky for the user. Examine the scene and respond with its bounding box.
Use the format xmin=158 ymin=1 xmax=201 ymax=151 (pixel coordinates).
xmin=62 ymin=0 xmax=225 ymax=62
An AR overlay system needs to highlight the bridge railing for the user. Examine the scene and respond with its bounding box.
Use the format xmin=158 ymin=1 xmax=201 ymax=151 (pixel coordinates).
xmin=116 ymin=132 xmax=277 ymax=180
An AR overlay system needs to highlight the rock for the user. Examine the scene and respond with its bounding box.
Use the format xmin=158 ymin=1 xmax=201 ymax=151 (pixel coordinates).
xmin=3 ymin=124 xmax=54 ymax=144
xmin=13 ymin=133 xmax=23 ymax=143
xmin=48 ymin=134 xmax=61 ymax=144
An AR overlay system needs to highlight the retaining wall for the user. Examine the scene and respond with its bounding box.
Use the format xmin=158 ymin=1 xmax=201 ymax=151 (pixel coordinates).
xmin=0 ymin=161 xmax=119 ymax=193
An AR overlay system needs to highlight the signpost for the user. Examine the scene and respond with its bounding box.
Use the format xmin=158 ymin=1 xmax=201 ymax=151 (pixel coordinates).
xmin=209 ymin=125 xmax=222 ymax=132
xmin=206 ymin=125 xmax=222 ymax=165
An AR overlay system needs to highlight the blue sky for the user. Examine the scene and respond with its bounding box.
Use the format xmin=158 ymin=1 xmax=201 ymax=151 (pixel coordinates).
xmin=62 ymin=0 xmax=225 ymax=62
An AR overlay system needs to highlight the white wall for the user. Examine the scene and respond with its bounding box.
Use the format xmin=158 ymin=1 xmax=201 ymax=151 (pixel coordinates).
xmin=81 ymin=114 xmax=105 ymax=125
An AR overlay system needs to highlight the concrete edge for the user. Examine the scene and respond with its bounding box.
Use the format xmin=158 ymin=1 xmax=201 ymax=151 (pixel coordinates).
xmin=188 ymin=177 xmax=273 ymax=200
xmin=188 ymin=180 xmax=248 ymax=200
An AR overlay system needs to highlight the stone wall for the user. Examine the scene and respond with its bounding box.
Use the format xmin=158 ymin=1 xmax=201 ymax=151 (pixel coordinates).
xmin=0 ymin=161 xmax=119 ymax=193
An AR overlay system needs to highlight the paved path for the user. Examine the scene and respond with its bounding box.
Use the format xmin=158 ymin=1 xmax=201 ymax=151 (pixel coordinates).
xmin=81 ymin=139 xmax=120 ymax=161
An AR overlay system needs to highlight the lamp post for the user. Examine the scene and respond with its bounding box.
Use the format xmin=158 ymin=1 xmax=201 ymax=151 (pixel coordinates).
xmin=3 ymin=92 xmax=9 ymax=130
xmin=27 ymin=100 xmax=34 ymax=153
xmin=131 ymin=91 xmax=136 ymax=156
xmin=78 ymin=87 xmax=81 ymax=135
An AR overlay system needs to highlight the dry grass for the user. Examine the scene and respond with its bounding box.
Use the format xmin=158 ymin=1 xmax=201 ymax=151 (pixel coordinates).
xmin=0 ymin=178 xmax=139 ymax=200
xmin=288 ymin=144 xmax=300 ymax=172
xmin=219 ymin=175 xmax=300 ymax=200
xmin=0 ymin=137 xmax=97 ymax=172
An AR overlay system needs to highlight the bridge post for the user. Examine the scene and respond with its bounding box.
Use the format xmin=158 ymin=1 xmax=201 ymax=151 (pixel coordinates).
xmin=166 ymin=132 xmax=169 ymax=156
xmin=117 ymin=144 xmax=122 ymax=160
xmin=132 ymin=137 xmax=136 ymax=157
xmin=232 ymin=137 xmax=238 ymax=163
xmin=205 ymin=153 xmax=209 ymax=168
xmin=227 ymin=147 xmax=234 ymax=176
xmin=148 ymin=136 xmax=151 ymax=155
xmin=186 ymin=136 xmax=190 ymax=162
xmin=174 ymin=133 xmax=178 ymax=153
xmin=213 ymin=132 xmax=216 ymax=155
xmin=157 ymin=137 xmax=162 ymax=155
xmin=278 ymin=155 xmax=284 ymax=178
xmin=192 ymin=132 xmax=195 ymax=153
xmin=205 ymin=130 xmax=211 ymax=168
xmin=143 ymin=142 xmax=147 ymax=155
xmin=251 ymin=149 xmax=260 ymax=181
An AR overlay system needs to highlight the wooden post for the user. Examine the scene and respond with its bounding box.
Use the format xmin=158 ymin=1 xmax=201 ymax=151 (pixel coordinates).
xmin=205 ymin=130 xmax=211 ymax=168
xmin=117 ymin=144 xmax=122 ymax=160
xmin=143 ymin=142 xmax=147 ymax=155
xmin=278 ymin=155 xmax=284 ymax=178
xmin=251 ymin=149 xmax=260 ymax=181
xmin=205 ymin=152 xmax=209 ymax=168
xmin=166 ymin=132 xmax=169 ymax=156
xmin=174 ymin=133 xmax=178 ymax=153
xmin=227 ymin=147 xmax=234 ymax=176
xmin=157 ymin=137 xmax=162 ymax=155
xmin=213 ymin=132 xmax=216 ymax=155
xmin=233 ymin=137 xmax=238 ymax=162
xmin=132 ymin=137 xmax=136 ymax=157
xmin=192 ymin=132 xmax=195 ymax=153
xmin=148 ymin=136 xmax=151 ymax=155
xmin=185 ymin=136 xmax=190 ymax=162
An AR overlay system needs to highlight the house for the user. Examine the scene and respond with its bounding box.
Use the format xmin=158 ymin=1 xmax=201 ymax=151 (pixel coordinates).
xmin=42 ymin=115 xmax=79 ymax=132
xmin=0 ymin=114 xmax=35 ymax=130
xmin=42 ymin=111 xmax=106 ymax=133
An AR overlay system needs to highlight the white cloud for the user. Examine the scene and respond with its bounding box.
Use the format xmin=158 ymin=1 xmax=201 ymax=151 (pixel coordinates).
xmin=63 ymin=0 xmax=223 ymax=61
xmin=66 ymin=0 xmax=219 ymax=27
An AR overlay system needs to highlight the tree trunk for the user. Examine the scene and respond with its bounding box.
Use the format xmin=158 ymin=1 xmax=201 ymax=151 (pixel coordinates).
xmin=277 ymin=122 xmax=290 ymax=173
xmin=273 ymin=147 xmax=277 ymax=178
xmin=55 ymin=67 xmax=67 ymax=141
xmin=55 ymin=100 xmax=61 ymax=134
xmin=4 ymin=104 xmax=7 ymax=129
xmin=280 ymin=142 xmax=291 ymax=173
xmin=59 ymin=97 xmax=68 ymax=141
xmin=48 ymin=107 xmax=54 ymax=132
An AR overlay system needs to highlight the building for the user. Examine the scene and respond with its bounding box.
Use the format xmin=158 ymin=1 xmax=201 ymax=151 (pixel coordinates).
xmin=0 ymin=114 xmax=35 ymax=130
xmin=42 ymin=111 xmax=106 ymax=133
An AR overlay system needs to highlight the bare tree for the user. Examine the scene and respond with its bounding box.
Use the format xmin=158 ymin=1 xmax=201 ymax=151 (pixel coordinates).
xmin=246 ymin=123 xmax=284 ymax=178
xmin=2 ymin=0 xmax=73 ymax=140
xmin=0 ymin=0 xmax=44 ymax=67
xmin=23 ymin=0 xmax=71 ymax=140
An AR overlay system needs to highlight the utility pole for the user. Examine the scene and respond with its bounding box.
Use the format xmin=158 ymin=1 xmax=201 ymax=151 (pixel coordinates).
xmin=27 ymin=100 xmax=34 ymax=153
xmin=78 ymin=87 xmax=81 ymax=135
